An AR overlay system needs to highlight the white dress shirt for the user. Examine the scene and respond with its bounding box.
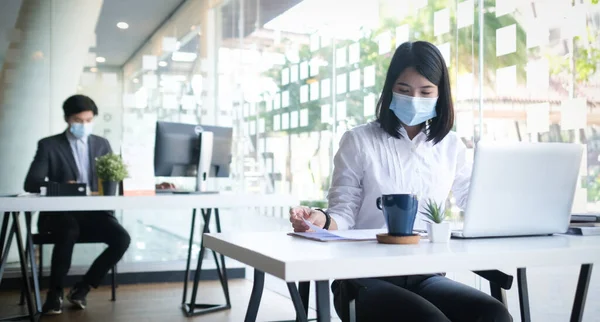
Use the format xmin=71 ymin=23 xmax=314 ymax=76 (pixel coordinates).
xmin=327 ymin=121 xmax=472 ymax=231
xmin=66 ymin=131 xmax=90 ymax=185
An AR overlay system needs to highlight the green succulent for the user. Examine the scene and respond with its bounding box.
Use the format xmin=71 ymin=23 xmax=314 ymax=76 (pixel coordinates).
xmin=420 ymin=199 xmax=449 ymax=224
xmin=96 ymin=153 xmax=129 ymax=182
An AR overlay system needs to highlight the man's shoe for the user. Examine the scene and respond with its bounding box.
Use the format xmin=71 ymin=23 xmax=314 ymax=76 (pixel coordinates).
xmin=67 ymin=282 xmax=91 ymax=309
xmin=42 ymin=290 xmax=63 ymax=315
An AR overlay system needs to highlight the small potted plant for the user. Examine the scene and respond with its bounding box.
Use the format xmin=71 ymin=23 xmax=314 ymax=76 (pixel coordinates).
xmin=421 ymin=199 xmax=451 ymax=243
xmin=95 ymin=153 xmax=128 ymax=196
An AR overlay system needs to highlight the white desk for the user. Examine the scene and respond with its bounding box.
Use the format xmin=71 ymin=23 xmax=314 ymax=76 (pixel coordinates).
xmin=0 ymin=193 xmax=298 ymax=212
xmin=0 ymin=193 xmax=297 ymax=321
xmin=204 ymin=231 xmax=600 ymax=322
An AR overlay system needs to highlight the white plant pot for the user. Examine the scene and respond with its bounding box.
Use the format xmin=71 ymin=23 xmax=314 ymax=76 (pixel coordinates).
xmin=427 ymin=222 xmax=451 ymax=243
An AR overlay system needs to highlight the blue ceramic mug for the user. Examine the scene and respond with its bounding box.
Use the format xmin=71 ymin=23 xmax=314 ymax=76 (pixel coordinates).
xmin=376 ymin=194 xmax=419 ymax=236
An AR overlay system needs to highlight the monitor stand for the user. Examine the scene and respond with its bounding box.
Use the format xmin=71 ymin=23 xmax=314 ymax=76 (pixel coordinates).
xmin=192 ymin=131 xmax=218 ymax=195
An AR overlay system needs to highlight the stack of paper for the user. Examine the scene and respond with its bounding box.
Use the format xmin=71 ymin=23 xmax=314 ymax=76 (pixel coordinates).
xmin=288 ymin=218 xmax=384 ymax=242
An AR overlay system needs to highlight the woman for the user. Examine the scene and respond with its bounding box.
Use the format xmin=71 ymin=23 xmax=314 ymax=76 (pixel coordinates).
xmin=289 ymin=41 xmax=512 ymax=322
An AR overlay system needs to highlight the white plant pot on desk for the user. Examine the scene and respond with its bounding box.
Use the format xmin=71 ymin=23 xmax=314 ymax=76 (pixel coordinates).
xmin=427 ymin=222 xmax=451 ymax=243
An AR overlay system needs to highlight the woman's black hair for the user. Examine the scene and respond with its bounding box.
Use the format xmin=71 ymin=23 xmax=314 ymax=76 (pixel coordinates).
xmin=63 ymin=95 xmax=98 ymax=118
xmin=375 ymin=41 xmax=454 ymax=144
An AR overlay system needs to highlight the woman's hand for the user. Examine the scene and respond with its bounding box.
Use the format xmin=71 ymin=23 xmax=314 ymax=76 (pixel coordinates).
xmin=289 ymin=206 xmax=327 ymax=232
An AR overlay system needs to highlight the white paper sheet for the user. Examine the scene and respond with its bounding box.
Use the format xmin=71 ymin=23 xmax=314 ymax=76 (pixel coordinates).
xmin=300 ymin=109 xmax=309 ymax=127
xmin=561 ymin=98 xmax=587 ymax=130
xmin=162 ymin=37 xmax=178 ymax=52
xmin=337 ymin=73 xmax=347 ymax=94
xmin=437 ymin=42 xmax=451 ymax=67
xmin=290 ymin=218 xmax=383 ymax=241
xmin=495 ymin=0 xmax=516 ymax=17
xmin=300 ymin=85 xmax=309 ymax=103
xmin=526 ymin=103 xmax=550 ymax=133
xmin=290 ymin=64 xmax=299 ymax=82
xmin=378 ymin=31 xmax=392 ymax=55
xmin=290 ymin=111 xmax=299 ymax=128
xmin=142 ymin=55 xmax=157 ymax=71
xmin=396 ymin=25 xmax=410 ymax=47
xmin=364 ymin=93 xmax=376 ymax=117
xmin=496 ymin=24 xmax=516 ymax=57
xmin=282 ymin=90 xmax=290 ymax=108
xmin=321 ymin=79 xmax=331 ymax=98
xmin=527 ymin=59 xmax=549 ymax=92
xmin=274 ymin=93 xmax=281 ymax=109
xmin=457 ymin=0 xmax=474 ymax=29
xmin=310 ymin=81 xmax=320 ymax=101
xmin=273 ymin=114 xmax=281 ymax=131
xmin=300 ymin=61 xmax=309 ymax=80
xmin=434 ymin=8 xmax=450 ymax=36
xmin=282 ymin=113 xmax=290 ymax=130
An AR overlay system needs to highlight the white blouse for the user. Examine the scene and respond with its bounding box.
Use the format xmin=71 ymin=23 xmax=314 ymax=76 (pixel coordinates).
xmin=327 ymin=121 xmax=472 ymax=231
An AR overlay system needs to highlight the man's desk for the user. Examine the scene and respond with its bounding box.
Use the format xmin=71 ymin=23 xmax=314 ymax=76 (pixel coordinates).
xmin=0 ymin=193 xmax=298 ymax=321
xmin=204 ymin=231 xmax=600 ymax=322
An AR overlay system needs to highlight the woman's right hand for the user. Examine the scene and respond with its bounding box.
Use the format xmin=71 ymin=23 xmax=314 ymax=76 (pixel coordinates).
xmin=289 ymin=206 xmax=326 ymax=232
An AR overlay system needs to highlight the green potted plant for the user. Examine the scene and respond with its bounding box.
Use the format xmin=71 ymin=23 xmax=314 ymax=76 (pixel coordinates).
xmin=421 ymin=199 xmax=451 ymax=243
xmin=95 ymin=153 xmax=128 ymax=196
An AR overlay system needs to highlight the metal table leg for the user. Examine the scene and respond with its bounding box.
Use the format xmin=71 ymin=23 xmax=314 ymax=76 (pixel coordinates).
xmin=0 ymin=212 xmax=39 ymax=322
xmin=315 ymin=280 xmax=331 ymax=322
xmin=24 ymin=212 xmax=42 ymax=312
xmin=181 ymin=208 xmax=230 ymax=317
xmin=245 ymin=269 xmax=265 ymax=322
xmin=287 ymin=283 xmax=309 ymax=322
xmin=517 ymin=268 xmax=531 ymax=322
xmin=571 ymin=264 xmax=593 ymax=322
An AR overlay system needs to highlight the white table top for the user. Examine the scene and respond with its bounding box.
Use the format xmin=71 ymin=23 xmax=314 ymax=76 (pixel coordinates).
xmin=0 ymin=193 xmax=298 ymax=212
xmin=204 ymin=231 xmax=600 ymax=282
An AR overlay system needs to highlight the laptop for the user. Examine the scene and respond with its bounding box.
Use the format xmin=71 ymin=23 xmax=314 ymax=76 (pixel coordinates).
xmin=452 ymin=141 xmax=583 ymax=238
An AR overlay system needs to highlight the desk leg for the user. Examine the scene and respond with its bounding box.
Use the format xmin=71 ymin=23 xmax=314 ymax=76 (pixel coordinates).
xmin=571 ymin=263 xmax=593 ymax=322
xmin=25 ymin=212 xmax=42 ymax=312
xmin=517 ymin=268 xmax=531 ymax=322
xmin=12 ymin=212 xmax=37 ymax=322
xmin=214 ymin=209 xmax=231 ymax=307
xmin=315 ymin=280 xmax=330 ymax=322
xmin=287 ymin=283 xmax=309 ymax=322
xmin=0 ymin=213 xmax=15 ymax=282
xmin=0 ymin=213 xmax=9 ymax=260
xmin=245 ymin=269 xmax=265 ymax=322
xmin=181 ymin=209 xmax=197 ymax=305
xmin=299 ymin=281 xmax=310 ymax=319
xmin=182 ymin=208 xmax=230 ymax=317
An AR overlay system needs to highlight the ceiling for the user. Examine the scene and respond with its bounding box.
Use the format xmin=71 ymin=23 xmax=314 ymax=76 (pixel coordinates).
xmin=1 ymin=0 xmax=304 ymax=70
xmin=94 ymin=0 xmax=187 ymax=67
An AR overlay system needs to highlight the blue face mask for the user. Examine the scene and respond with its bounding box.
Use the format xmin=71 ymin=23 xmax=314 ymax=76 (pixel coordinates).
xmin=389 ymin=92 xmax=438 ymax=126
xmin=69 ymin=122 xmax=94 ymax=139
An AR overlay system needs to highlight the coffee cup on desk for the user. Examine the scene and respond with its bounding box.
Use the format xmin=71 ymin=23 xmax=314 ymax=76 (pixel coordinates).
xmin=376 ymin=194 xmax=419 ymax=236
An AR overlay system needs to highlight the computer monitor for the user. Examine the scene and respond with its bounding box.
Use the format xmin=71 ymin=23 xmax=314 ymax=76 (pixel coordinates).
xmin=154 ymin=121 xmax=233 ymax=185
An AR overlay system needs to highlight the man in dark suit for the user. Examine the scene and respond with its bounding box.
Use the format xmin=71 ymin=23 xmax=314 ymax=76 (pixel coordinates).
xmin=24 ymin=95 xmax=130 ymax=315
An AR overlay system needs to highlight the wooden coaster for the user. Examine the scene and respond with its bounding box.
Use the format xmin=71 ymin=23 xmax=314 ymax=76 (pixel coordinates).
xmin=376 ymin=233 xmax=421 ymax=245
